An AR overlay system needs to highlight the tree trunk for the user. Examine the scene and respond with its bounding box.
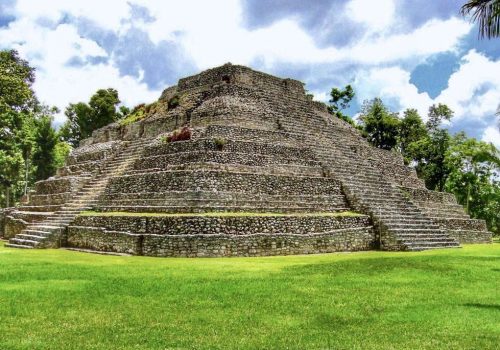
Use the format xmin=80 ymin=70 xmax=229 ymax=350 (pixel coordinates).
xmin=5 ymin=187 xmax=10 ymax=208
xmin=24 ymin=157 xmax=29 ymax=195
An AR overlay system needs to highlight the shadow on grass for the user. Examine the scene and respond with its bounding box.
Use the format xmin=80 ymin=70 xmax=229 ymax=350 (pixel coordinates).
xmin=463 ymin=303 xmax=500 ymax=311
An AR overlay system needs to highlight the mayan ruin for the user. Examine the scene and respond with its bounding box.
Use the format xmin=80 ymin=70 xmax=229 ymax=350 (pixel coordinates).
xmin=0 ymin=64 xmax=492 ymax=257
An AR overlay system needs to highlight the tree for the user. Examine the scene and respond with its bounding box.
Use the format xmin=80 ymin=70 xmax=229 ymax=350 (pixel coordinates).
xmin=0 ymin=49 xmax=38 ymax=206
xmin=328 ymin=84 xmax=356 ymax=126
xmin=445 ymin=134 xmax=500 ymax=234
xmin=61 ymin=88 xmax=122 ymax=147
xmin=32 ymin=116 xmax=58 ymax=181
xmin=461 ymin=0 xmax=500 ymax=39
xmin=0 ymin=49 xmax=64 ymax=206
xmin=410 ymin=130 xmax=452 ymax=191
xmin=53 ymin=141 xmax=72 ymax=169
xmin=398 ymin=109 xmax=428 ymax=164
xmin=0 ymin=50 xmax=36 ymax=110
xmin=60 ymin=102 xmax=92 ymax=147
xmin=359 ymin=98 xmax=400 ymax=150
xmin=408 ymin=104 xmax=455 ymax=191
xmin=426 ymin=103 xmax=454 ymax=131
xmin=328 ymin=85 xmax=354 ymax=115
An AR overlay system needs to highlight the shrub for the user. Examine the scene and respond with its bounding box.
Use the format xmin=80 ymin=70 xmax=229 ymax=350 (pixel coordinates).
xmin=168 ymin=95 xmax=180 ymax=110
xmin=160 ymin=135 xmax=169 ymax=143
xmin=166 ymin=126 xmax=192 ymax=143
xmin=213 ymin=137 xmax=227 ymax=150
xmin=119 ymin=102 xmax=157 ymax=126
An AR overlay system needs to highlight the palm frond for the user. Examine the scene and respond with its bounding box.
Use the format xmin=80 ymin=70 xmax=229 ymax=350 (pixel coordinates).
xmin=461 ymin=0 xmax=500 ymax=39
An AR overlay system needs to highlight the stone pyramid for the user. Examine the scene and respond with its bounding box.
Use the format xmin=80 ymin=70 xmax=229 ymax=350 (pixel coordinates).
xmin=1 ymin=64 xmax=492 ymax=256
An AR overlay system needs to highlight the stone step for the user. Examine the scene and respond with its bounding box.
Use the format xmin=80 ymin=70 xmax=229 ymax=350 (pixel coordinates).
xmin=27 ymin=225 xmax=62 ymax=231
xmin=60 ymin=206 xmax=91 ymax=211
xmin=45 ymin=218 xmax=75 ymax=223
xmin=407 ymin=245 xmax=461 ymax=251
xmin=63 ymin=247 xmax=132 ymax=256
xmin=370 ymin=210 xmax=423 ymax=217
xmin=9 ymin=238 xmax=39 ymax=246
xmin=390 ymin=228 xmax=445 ymax=235
xmin=16 ymin=205 xmax=63 ymax=212
xmin=404 ymin=241 xmax=460 ymax=247
xmin=397 ymin=233 xmax=455 ymax=239
xmin=343 ymin=180 xmax=391 ymax=187
xmin=374 ymin=210 xmax=424 ymax=216
xmin=357 ymin=197 xmax=409 ymax=205
xmin=46 ymin=214 xmax=76 ymax=219
xmin=378 ymin=217 xmax=434 ymax=223
xmin=400 ymin=234 xmax=456 ymax=240
xmin=5 ymin=243 xmax=34 ymax=249
xmin=23 ymin=229 xmax=51 ymax=236
xmin=384 ymin=223 xmax=441 ymax=230
xmin=16 ymin=234 xmax=46 ymax=241
xmin=44 ymin=220 xmax=73 ymax=225
xmin=363 ymin=203 xmax=419 ymax=210
xmin=348 ymin=186 xmax=400 ymax=193
xmin=49 ymin=213 xmax=79 ymax=217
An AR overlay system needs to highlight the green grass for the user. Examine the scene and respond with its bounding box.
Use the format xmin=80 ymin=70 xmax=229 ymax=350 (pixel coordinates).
xmin=79 ymin=210 xmax=364 ymax=217
xmin=0 ymin=241 xmax=499 ymax=349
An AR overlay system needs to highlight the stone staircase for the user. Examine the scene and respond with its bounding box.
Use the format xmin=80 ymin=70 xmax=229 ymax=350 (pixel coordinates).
xmin=276 ymin=115 xmax=460 ymax=251
xmin=6 ymin=138 xmax=151 ymax=249
xmin=334 ymin=166 xmax=459 ymax=251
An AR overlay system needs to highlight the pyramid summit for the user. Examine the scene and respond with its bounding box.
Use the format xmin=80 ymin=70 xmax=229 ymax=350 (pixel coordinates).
xmin=1 ymin=64 xmax=492 ymax=256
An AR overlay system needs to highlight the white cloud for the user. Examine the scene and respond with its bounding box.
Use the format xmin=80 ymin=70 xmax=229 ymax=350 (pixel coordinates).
xmin=354 ymin=66 xmax=433 ymax=117
xmin=0 ymin=1 xmax=159 ymax=124
xmin=129 ymin=0 xmax=471 ymax=68
xmin=14 ymin=0 xmax=131 ymax=31
xmin=482 ymin=125 xmax=500 ymax=148
xmin=437 ymin=50 xmax=500 ymax=120
xmin=346 ymin=18 xmax=470 ymax=66
xmin=34 ymin=63 xmax=159 ymax=125
xmin=346 ymin=0 xmax=396 ymax=32
xmin=351 ymin=49 xmax=500 ymax=145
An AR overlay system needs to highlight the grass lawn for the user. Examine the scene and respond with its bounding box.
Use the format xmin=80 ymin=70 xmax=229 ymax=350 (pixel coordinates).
xmin=0 ymin=241 xmax=498 ymax=350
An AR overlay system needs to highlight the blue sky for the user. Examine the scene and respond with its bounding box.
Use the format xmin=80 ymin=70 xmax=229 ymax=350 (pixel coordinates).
xmin=0 ymin=0 xmax=499 ymax=146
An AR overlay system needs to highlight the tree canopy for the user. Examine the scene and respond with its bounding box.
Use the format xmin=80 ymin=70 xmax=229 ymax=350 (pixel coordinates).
xmin=60 ymin=88 xmax=123 ymax=147
xmin=328 ymin=85 xmax=357 ymax=126
xmin=327 ymin=84 xmax=499 ymax=234
xmin=358 ymin=98 xmax=400 ymax=150
xmin=0 ymin=50 xmax=66 ymax=206
xmin=0 ymin=50 xmax=36 ymax=110
xmin=398 ymin=109 xmax=427 ymax=164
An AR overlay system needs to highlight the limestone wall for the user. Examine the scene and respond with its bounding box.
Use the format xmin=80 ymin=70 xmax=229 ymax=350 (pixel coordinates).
xmin=34 ymin=177 xmax=82 ymax=195
xmin=0 ymin=209 xmax=5 ymax=238
xmin=447 ymin=230 xmax=492 ymax=244
xmin=67 ymin=214 xmax=375 ymax=256
xmin=3 ymin=215 xmax=27 ymax=239
xmin=104 ymin=171 xmax=342 ymax=198
xmin=178 ymin=63 xmax=305 ymax=97
xmin=72 ymin=214 xmax=370 ymax=235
